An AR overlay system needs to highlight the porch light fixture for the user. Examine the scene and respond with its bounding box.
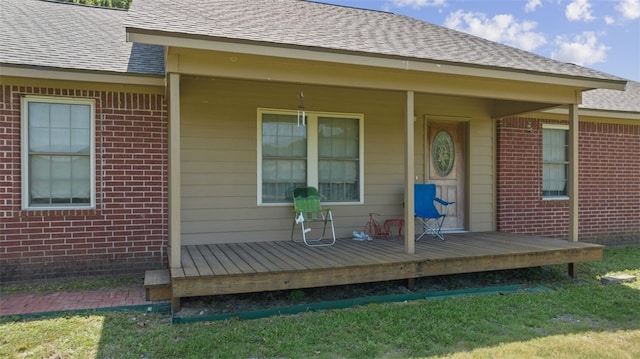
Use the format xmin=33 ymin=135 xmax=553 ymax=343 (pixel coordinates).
xmin=297 ymin=91 xmax=306 ymax=127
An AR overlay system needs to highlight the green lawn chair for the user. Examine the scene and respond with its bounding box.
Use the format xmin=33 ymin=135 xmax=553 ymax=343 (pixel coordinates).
xmin=291 ymin=187 xmax=336 ymax=247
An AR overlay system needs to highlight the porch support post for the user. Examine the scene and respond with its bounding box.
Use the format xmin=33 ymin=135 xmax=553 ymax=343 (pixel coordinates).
xmin=168 ymin=73 xmax=182 ymax=270
xmin=404 ymin=91 xmax=415 ymax=254
xmin=568 ymin=102 xmax=579 ymax=277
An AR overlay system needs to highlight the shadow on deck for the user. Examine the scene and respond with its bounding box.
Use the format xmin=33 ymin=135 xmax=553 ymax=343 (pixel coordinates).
xmin=145 ymin=232 xmax=603 ymax=311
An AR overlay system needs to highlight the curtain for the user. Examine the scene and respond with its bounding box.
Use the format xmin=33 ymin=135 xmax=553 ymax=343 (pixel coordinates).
xmin=28 ymin=102 xmax=91 ymax=205
xmin=543 ymin=128 xmax=568 ymax=195
xmin=318 ymin=117 xmax=359 ymax=202
xmin=262 ymin=114 xmax=307 ymax=202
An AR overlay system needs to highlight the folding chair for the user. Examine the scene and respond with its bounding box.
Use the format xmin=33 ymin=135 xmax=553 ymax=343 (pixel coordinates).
xmin=291 ymin=187 xmax=336 ymax=247
xmin=414 ymin=184 xmax=454 ymax=241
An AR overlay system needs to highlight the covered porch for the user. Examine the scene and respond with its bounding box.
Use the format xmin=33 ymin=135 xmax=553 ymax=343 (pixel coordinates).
xmin=127 ymin=0 xmax=624 ymax=314
xmin=155 ymin=232 xmax=603 ymax=310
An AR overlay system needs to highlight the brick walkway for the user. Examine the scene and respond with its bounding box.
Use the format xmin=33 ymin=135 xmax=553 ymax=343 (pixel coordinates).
xmin=0 ymin=286 xmax=154 ymax=316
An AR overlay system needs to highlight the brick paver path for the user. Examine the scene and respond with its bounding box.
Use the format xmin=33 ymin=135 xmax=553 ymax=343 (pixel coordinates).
xmin=0 ymin=286 xmax=151 ymax=316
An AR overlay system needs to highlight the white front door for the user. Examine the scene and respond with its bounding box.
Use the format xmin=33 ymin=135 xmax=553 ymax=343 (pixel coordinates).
xmin=428 ymin=121 xmax=465 ymax=230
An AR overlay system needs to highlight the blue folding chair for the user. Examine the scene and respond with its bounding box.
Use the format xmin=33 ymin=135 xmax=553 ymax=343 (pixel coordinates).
xmin=414 ymin=184 xmax=454 ymax=241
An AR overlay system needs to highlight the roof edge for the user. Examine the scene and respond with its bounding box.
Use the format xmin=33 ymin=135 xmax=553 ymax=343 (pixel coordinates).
xmin=1 ymin=64 xmax=165 ymax=86
xmin=543 ymin=107 xmax=640 ymax=120
xmin=126 ymin=28 xmax=627 ymax=91
xmin=39 ymin=0 xmax=128 ymax=11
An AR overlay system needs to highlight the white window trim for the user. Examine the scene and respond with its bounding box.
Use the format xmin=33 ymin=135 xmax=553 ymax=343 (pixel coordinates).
xmin=257 ymin=108 xmax=364 ymax=206
xmin=542 ymin=124 xmax=569 ymax=130
xmin=542 ymin=124 xmax=569 ymax=200
xmin=542 ymin=196 xmax=570 ymax=201
xmin=21 ymin=96 xmax=96 ymax=210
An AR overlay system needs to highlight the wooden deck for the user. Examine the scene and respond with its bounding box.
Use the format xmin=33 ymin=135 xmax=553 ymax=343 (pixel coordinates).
xmin=169 ymin=232 xmax=603 ymax=303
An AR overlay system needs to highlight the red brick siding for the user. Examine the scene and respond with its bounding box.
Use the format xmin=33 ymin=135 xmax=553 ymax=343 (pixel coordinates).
xmin=0 ymin=84 xmax=168 ymax=281
xmin=497 ymin=117 xmax=640 ymax=243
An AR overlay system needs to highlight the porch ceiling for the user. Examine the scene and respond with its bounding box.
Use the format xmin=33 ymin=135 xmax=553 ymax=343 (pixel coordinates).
xmin=163 ymin=47 xmax=587 ymax=106
xmin=491 ymin=100 xmax=563 ymax=118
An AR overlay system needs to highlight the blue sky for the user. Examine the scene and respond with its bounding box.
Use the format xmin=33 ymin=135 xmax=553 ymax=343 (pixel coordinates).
xmin=319 ymin=0 xmax=640 ymax=81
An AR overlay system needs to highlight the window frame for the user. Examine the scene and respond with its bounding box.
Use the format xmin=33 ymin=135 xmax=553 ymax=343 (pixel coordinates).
xmin=21 ymin=96 xmax=96 ymax=210
xmin=257 ymin=108 xmax=364 ymax=206
xmin=542 ymin=124 xmax=569 ymax=200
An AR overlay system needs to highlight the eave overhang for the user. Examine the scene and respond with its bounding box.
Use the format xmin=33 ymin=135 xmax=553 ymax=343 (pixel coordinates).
xmin=126 ymin=28 xmax=627 ymax=92
xmin=0 ymin=63 xmax=165 ymax=87
xmin=543 ymin=107 xmax=640 ymax=121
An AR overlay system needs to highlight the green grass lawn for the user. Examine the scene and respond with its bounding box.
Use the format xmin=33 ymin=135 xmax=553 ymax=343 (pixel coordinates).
xmin=2 ymin=247 xmax=639 ymax=359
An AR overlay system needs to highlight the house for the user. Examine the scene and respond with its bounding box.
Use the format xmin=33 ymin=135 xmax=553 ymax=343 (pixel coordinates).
xmin=1 ymin=0 xmax=636 ymax=308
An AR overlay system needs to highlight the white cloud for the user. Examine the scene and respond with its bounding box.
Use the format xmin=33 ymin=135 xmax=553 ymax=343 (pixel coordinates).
xmin=566 ymin=0 xmax=595 ymax=22
xmin=616 ymin=0 xmax=640 ymax=20
xmin=444 ymin=10 xmax=547 ymax=51
xmin=552 ymin=32 xmax=609 ymax=66
xmin=604 ymin=15 xmax=615 ymax=24
xmin=525 ymin=0 xmax=542 ymax=13
xmin=390 ymin=0 xmax=446 ymax=8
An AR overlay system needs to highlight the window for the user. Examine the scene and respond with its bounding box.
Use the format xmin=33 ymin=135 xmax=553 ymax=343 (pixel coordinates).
xmin=542 ymin=125 xmax=568 ymax=198
xmin=258 ymin=109 xmax=363 ymax=204
xmin=21 ymin=96 xmax=95 ymax=209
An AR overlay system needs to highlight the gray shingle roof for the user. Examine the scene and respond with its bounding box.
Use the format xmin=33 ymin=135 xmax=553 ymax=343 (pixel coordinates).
xmin=0 ymin=0 xmax=164 ymax=76
xmin=582 ymin=81 xmax=640 ymax=113
xmin=2 ymin=0 xmax=635 ymax=114
xmin=125 ymin=0 xmax=623 ymax=82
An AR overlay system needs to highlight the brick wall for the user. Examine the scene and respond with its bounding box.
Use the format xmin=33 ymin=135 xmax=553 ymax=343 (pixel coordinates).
xmin=497 ymin=117 xmax=640 ymax=244
xmin=0 ymin=84 xmax=168 ymax=281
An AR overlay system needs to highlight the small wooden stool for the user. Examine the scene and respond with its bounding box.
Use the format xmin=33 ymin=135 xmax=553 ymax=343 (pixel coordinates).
xmin=383 ymin=219 xmax=404 ymax=237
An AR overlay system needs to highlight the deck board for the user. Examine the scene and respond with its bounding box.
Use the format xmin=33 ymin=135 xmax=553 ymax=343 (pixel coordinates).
xmin=346 ymin=240 xmax=415 ymax=262
xmin=252 ymin=241 xmax=309 ymax=271
xmin=244 ymin=242 xmax=296 ymax=272
xmin=225 ymin=243 xmax=271 ymax=273
xmin=280 ymin=242 xmax=346 ymax=268
xmin=425 ymin=237 xmax=504 ymax=256
xmin=219 ymin=244 xmax=257 ymax=274
xmin=185 ymin=245 xmax=214 ymax=276
xmin=322 ymin=244 xmax=373 ymax=266
xmin=271 ymin=241 xmax=333 ymax=269
xmin=321 ymin=241 xmax=393 ymax=265
xmin=180 ymin=248 xmax=200 ymax=277
xmin=205 ymin=244 xmax=244 ymax=275
xmin=171 ymin=232 xmax=603 ymax=299
xmin=196 ymin=245 xmax=227 ymax=276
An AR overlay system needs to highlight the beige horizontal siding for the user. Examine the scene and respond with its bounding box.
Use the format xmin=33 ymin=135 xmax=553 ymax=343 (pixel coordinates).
xmin=179 ymin=76 xmax=495 ymax=244
xmin=468 ymin=118 xmax=496 ymax=231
